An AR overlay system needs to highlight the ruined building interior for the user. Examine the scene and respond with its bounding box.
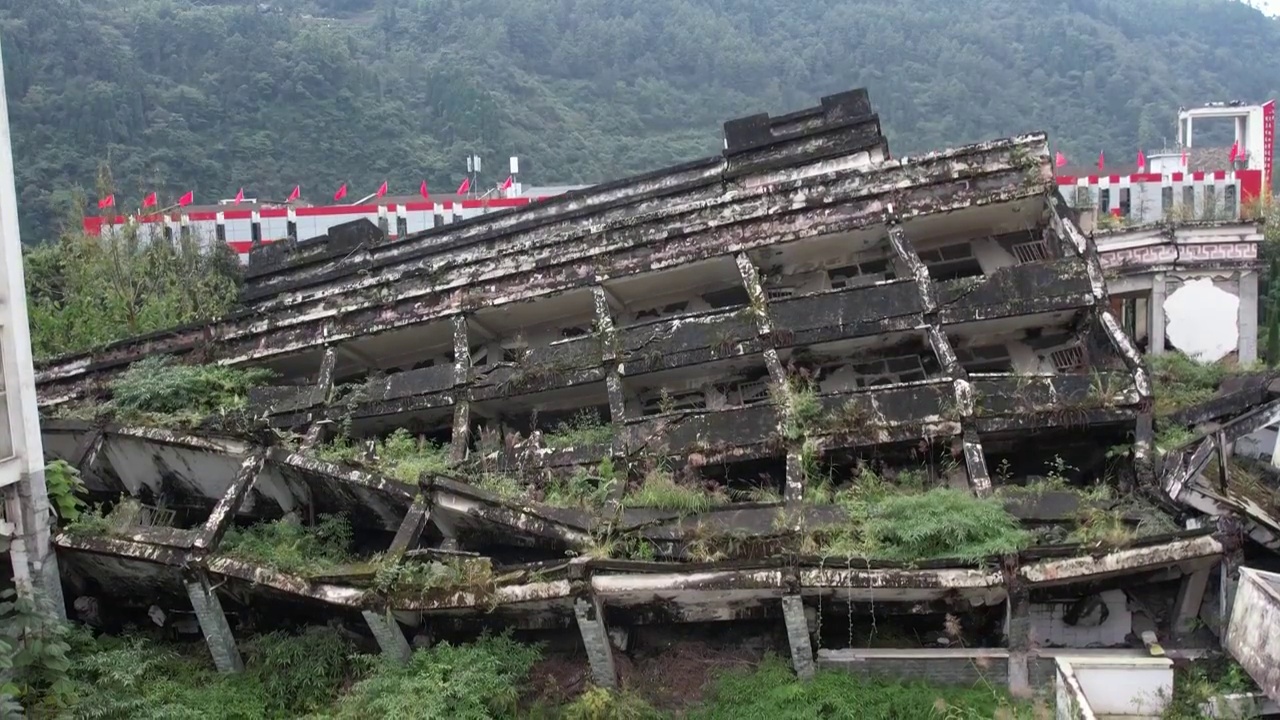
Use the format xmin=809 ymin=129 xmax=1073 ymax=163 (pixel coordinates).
xmin=22 ymin=88 xmax=1280 ymax=710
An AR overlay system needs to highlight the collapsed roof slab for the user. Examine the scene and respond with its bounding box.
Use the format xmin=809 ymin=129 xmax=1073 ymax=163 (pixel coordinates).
xmin=34 ymin=130 xmax=1050 ymax=406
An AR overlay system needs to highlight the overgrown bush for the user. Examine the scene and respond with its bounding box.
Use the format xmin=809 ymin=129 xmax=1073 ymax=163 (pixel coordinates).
xmin=219 ymin=514 xmax=355 ymax=576
xmin=687 ymin=654 xmax=1037 ymax=719
xmin=245 ymin=627 xmax=356 ymax=716
xmin=26 ymin=227 xmax=241 ymax=361
xmin=106 ymin=356 xmax=273 ymax=421
xmin=622 ymin=469 xmax=729 ymax=514
xmin=1148 ymin=352 xmax=1250 ymax=417
xmin=315 ymin=428 xmax=451 ymax=483
xmin=323 ymin=634 xmax=541 ymax=719
xmin=543 ymin=410 xmax=615 ymax=450
xmin=45 ymin=459 xmax=87 ymax=523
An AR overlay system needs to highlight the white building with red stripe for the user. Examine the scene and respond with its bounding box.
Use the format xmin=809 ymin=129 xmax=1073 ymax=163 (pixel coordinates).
xmin=82 ymin=187 xmax=587 ymax=263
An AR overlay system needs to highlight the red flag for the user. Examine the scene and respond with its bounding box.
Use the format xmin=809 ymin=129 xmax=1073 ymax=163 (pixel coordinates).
xmin=142 ymin=192 xmax=157 ymax=208
xmin=1181 ymin=150 xmax=1189 ymax=167
xmin=419 ymin=180 xmax=429 ymax=199
xmin=1097 ymin=151 xmax=1105 ymax=171
xmin=98 ymin=194 xmax=115 ymax=209
xmin=500 ymin=175 xmax=513 ymax=190
xmin=1229 ymin=142 xmax=1240 ymax=162
xmin=234 ymin=188 xmax=244 ymax=204
xmin=1137 ymin=150 xmax=1146 ymax=170
xmin=1111 ymin=208 xmax=1123 ymax=218
xmin=1054 ymin=152 xmax=1066 ymax=168
xmin=287 ymin=185 xmax=300 ymax=202
xmin=456 ymin=177 xmax=470 ymax=194
xmin=334 ymin=184 xmax=348 ymax=201
xmin=376 ymin=180 xmax=388 ymax=198
xmin=177 ymin=191 xmax=194 ymax=207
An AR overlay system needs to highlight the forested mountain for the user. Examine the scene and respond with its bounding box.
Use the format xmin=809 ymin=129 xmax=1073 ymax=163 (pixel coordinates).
xmin=3 ymin=0 xmax=1280 ymax=239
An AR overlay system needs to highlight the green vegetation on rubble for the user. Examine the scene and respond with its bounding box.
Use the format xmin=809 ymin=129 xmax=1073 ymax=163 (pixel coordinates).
xmin=622 ymin=469 xmax=730 ymax=514
xmin=219 ymin=514 xmax=356 ymax=576
xmin=315 ymin=428 xmax=452 ymax=484
xmin=543 ymin=410 xmax=616 ymax=450
xmin=92 ymin=356 xmax=274 ymax=425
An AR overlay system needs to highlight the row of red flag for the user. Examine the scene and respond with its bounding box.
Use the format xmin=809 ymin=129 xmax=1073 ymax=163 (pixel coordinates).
xmin=1051 ymin=142 xmax=1244 ymax=172
xmin=96 ymin=175 xmax=514 ymax=211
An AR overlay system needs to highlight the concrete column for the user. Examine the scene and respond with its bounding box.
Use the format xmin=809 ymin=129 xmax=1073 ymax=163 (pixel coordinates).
xmin=387 ymin=497 xmax=431 ymax=557
xmin=1172 ymin=567 xmax=1212 ymax=636
xmin=574 ymin=595 xmax=617 ymax=689
xmin=1150 ymin=273 xmax=1167 ymax=355
xmin=1238 ymin=270 xmax=1259 ymax=365
xmin=784 ymin=449 xmax=805 ymax=504
xmin=1004 ymin=565 xmax=1032 ymax=696
xmin=362 ymin=609 xmax=412 ymax=663
xmin=781 ymin=595 xmax=815 ymax=680
xmin=193 ymin=453 xmax=265 ymax=553
xmin=185 ymin=573 xmax=243 ymax=673
xmin=450 ymin=315 xmax=471 ymax=463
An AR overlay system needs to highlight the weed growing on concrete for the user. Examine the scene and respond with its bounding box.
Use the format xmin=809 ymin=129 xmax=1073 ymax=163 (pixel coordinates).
xmin=1148 ymin=352 xmax=1254 ymax=418
xmin=63 ymin=498 xmax=147 ymax=538
xmin=219 ymin=514 xmax=356 ymax=576
xmin=103 ymin=356 xmax=274 ymax=425
xmin=372 ymin=556 xmax=496 ymax=601
xmin=315 ymin=428 xmax=451 ymax=484
xmin=543 ymin=409 xmax=615 ymax=450
xmin=45 ymin=460 xmax=87 ymax=524
xmin=622 ymin=469 xmax=730 ymax=514
xmin=543 ymin=458 xmax=619 ymax=509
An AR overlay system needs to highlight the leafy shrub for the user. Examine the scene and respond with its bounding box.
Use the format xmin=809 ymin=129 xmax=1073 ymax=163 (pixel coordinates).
xmin=246 ymin=627 xmax=355 ymax=716
xmin=107 ymin=356 xmax=273 ymax=420
xmin=324 ymin=634 xmax=541 ymax=719
xmin=556 ymin=686 xmax=667 ymax=720
xmin=219 ymin=514 xmax=355 ymax=575
xmin=858 ymin=488 xmax=1030 ymax=562
xmin=315 ymin=428 xmax=451 ymax=483
xmin=45 ymin=459 xmax=87 ymax=523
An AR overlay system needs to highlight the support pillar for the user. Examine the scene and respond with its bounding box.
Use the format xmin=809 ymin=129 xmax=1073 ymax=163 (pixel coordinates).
xmin=185 ymin=572 xmax=243 ymax=673
xmin=362 ymin=609 xmax=412 ymax=663
xmin=1150 ymin=273 xmax=1167 ymax=355
xmin=193 ymin=453 xmax=265 ymax=553
xmin=784 ymin=449 xmax=806 ymax=504
xmin=450 ymin=315 xmax=471 ymax=463
xmin=888 ymin=220 xmax=991 ymax=496
xmin=1172 ymin=567 xmax=1212 ymax=636
xmin=593 ymin=285 xmax=630 ymax=506
xmin=387 ymin=496 xmax=431 ymax=558
xmin=781 ymin=595 xmax=815 ymax=680
xmin=574 ymin=594 xmax=617 ymax=689
xmin=1238 ymin=270 xmax=1259 ymax=365
xmin=1003 ymin=557 xmax=1032 ymax=696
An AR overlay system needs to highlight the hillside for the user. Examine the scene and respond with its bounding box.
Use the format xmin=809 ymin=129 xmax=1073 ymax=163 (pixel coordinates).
xmin=3 ymin=0 xmax=1280 ymax=239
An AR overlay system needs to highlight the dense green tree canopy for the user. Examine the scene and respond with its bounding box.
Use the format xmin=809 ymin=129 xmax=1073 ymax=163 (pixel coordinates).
xmin=3 ymin=0 xmax=1280 ymax=239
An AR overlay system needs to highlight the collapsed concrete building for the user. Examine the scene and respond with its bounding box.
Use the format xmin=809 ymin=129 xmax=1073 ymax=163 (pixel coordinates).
xmin=27 ymin=89 xmax=1280 ymax=706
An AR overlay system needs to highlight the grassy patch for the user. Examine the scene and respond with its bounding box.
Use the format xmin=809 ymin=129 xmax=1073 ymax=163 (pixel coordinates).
xmin=543 ymin=409 xmax=615 ymax=450
xmin=315 ymin=429 xmax=451 ymax=484
xmin=687 ymin=654 xmax=1040 ymax=719
xmin=63 ymin=499 xmax=152 ymax=538
xmin=102 ymin=356 xmax=274 ymax=425
xmin=623 ymin=469 xmax=730 ymax=514
xmin=372 ymin=557 xmax=497 ymax=601
xmin=543 ymin=459 xmax=619 ymax=509
xmin=219 ymin=514 xmax=356 ymax=576
xmin=1148 ymin=352 xmax=1254 ymax=418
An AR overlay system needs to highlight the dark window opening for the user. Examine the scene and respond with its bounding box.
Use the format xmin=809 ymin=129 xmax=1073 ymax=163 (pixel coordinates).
xmin=251 ymin=222 xmax=262 ymax=244
xmin=702 ymin=286 xmax=751 ymax=309
xmin=829 ymin=258 xmax=892 ymax=289
xmin=378 ymin=216 xmax=390 ymax=236
xmin=561 ymin=326 xmax=590 ymax=339
xmin=1118 ymin=188 xmax=1131 ymax=217
xmin=215 ymin=223 xmax=226 ymax=243
xmin=918 ymin=243 xmax=983 ymax=281
xmin=1204 ymin=185 xmax=1216 ymax=216
xmin=1098 ymin=189 xmax=1111 ymax=213
xmin=287 ymin=220 xmax=298 ymax=240
xmin=1224 ymin=185 xmax=1237 ymax=218
xmin=1161 ymin=187 xmax=1174 ymax=214
xmin=396 ymin=217 xmax=408 ymax=237
xmin=163 ymin=225 xmax=173 ymax=242
xmin=180 ymin=224 xmax=191 ymax=241
xmin=641 ymin=389 xmax=705 ymax=414
xmin=1182 ymin=185 xmax=1195 ymax=210
xmin=955 ymin=344 xmax=1013 ymax=374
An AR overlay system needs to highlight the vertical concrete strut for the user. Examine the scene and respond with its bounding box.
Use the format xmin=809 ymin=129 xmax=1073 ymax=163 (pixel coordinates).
xmin=300 ymin=348 xmax=340 ymax=451
xmin=1002 ymin=556 xmax=1032 ymax=695
xmin=1172 ymin=566 xmax=1213 ymax=636
xmin=1047 ymin=194 xmax=1155 ymax=483
xmin=592 ymin=286 xmax=630 ymax=505
xmin=570 ymin=557 xmax=617 ymax=689
xmin=781 ymin=595 xmax=816 ymax=680
xmin=387 ymin=495 xmax=431 ymax=558
xmin=362 ymin=609 xmax=413 ymax=663
xmin=450 ymin=315 xmax=471 ymax=463
xmin=184 ymin=571 xmax=243 ymax=673
xmin=885 ymin=221 xmax=992 ymax=495
xmin=193 ymin=452 xmax=265 ymax=553
xmin=735 ymin=253 xmax=799 ymax=501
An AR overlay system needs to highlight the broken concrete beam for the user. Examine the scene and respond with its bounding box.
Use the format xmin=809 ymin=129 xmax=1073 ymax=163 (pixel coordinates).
xmin=193 ymin=452 xmax=266 ymax=553
xmin=185 ymin=571 xmax=243 ymax=673
xmin=1172 ymin=567 xmax=1213 ymax=636
xmin=362 ymin=609 xmax=413 ymax=663
xmin=574 ymin=593 xmax=618 ymax=689
xmin=781 ymin=595 xmax=816 ymax=680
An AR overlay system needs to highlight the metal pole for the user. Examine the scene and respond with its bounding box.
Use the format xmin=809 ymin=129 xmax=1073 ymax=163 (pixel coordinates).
xmin=0 ymin=32 xmax=64 ymax=614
